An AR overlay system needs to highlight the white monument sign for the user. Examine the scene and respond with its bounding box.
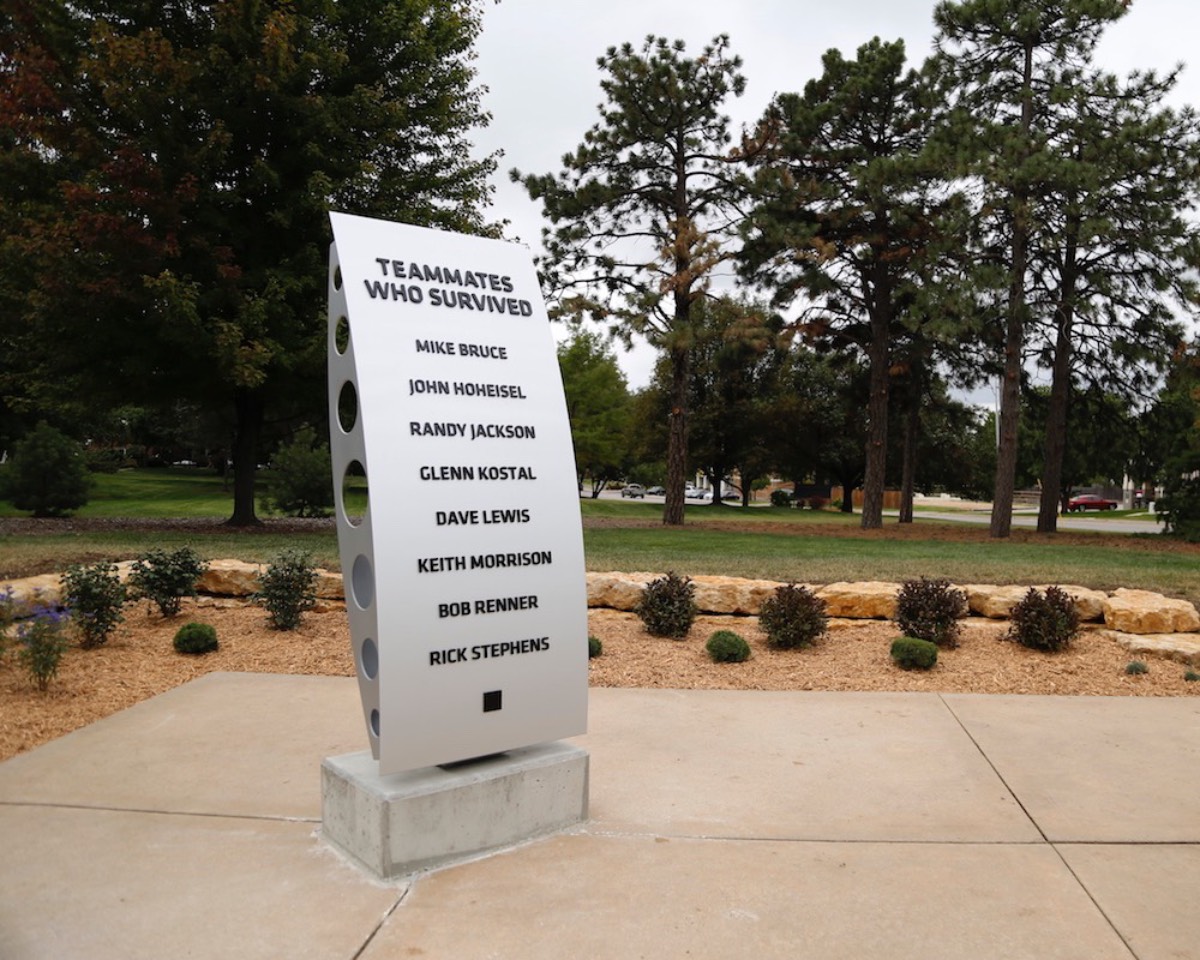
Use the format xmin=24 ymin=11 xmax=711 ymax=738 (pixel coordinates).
xmin=327 ymin=212 xmax=587 ymax=775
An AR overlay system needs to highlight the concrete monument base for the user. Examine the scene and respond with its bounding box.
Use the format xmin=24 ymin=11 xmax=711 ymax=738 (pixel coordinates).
xmin=320 ymin=742 xmax=589 ymax=879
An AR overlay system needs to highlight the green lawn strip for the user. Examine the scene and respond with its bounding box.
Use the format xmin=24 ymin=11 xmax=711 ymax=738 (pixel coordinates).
xmin=0 ymin=530 xmax=341 ymax=580
xmin=581 ymin=526 xmax=1200 ymax=605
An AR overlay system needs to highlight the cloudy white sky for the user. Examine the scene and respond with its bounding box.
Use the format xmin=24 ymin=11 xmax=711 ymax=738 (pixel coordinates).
xmin=471 ymin=0 xmax=1200 ymax=391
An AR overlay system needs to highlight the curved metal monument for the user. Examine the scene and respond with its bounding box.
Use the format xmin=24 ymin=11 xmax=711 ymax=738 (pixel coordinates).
xmin=326 ymin=212 xmax=588 ymax=775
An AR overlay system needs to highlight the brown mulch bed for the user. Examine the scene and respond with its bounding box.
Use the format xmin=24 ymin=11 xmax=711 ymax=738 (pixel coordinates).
xmin=2 ymin=599 xmax=1196 ymax=764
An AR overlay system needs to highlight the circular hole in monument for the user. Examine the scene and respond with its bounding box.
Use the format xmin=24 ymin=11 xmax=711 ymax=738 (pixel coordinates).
xmin=334 ymin=315 xmax=349 ymax=354
xmin=351 ymin=553 xmax=374 ymax=610
xmin=360 ymin=637 xmax=379 ymax=680
xmin=333 ymin=265 xmax=343 ymax=290
xmin=342 ymin=460 xmax=367 ymax=527
xmin=337 ymin=380 xmax=358 ymax=433
xmin=369 ymin=708 xmax=380 ymax=738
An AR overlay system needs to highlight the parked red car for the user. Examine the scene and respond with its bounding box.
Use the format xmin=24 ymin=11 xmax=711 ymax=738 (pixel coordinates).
xmin=1067 ymin=493 xmax=1119 ymax=512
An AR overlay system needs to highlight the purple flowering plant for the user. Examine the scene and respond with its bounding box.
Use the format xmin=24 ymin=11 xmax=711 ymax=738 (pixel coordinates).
xmin=17 ymin=602 xmax=69 ymax=692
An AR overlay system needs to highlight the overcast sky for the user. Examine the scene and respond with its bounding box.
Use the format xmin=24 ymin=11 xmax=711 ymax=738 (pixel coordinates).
xmin=471 ymin=0 xmax=1200 ymax=392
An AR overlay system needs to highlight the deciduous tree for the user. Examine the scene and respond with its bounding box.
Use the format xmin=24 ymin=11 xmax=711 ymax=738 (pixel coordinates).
xmin=557 ymin=329 xmax=631 ymax=498
xmin=0 ymin=0 xmax=498 ymax=524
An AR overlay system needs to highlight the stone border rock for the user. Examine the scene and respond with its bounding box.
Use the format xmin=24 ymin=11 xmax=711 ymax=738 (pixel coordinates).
xmin=4 ymin=563 xmax=1199 ymax=666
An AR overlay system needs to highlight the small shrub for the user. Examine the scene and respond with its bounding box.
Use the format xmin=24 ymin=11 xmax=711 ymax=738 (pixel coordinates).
xmin=17 ymin=606 xmax=69 ymax=691
xmin=1124 ymin=660 xmax=1149 ymax=675
xmin=260 ymin=424 xmax=333 ymax=518
xmin=808 ymin=496 xmax=828 ymax=511
xmin=896 ymin=577 xmax=967 ymax=648
xmin=1006 ymin=586 xmax=1079 ymax=652
xmin=636 ymin=572 xmax=697 ymax=639
xmin=588 ymin=635 xmax=602 ymax=659
xmin=256 ymin=550 xmax=318 ymax=630
xmin=129 ymin=547 xmax=209 ymax=618
xmin=1184 ymin=669 xmax=1199 ymax=682
xmin=759 ymin=583 xmax=827 ymax=649
xmin=61 ymin=560 xmax=127 ymax=649
xmin=173 ymin=621 xmax=218 ymax=655
xmin=6 ymin=421 xmax=90 ymax=516
xmin=769 ymin=489 xmax=792 ymax=508
xmin=890 ymin=636 xmax=938 ymax=670
xmin=706 ymin=629 xmax=751 ymax=663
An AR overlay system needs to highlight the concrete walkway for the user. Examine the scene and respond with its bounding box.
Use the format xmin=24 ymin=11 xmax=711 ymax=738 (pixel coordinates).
xmin=1 ymin=674 xmax=1197 ymax=959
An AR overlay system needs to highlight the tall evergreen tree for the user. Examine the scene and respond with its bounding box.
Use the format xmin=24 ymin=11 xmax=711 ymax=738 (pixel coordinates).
xmin=931 ymin=0 xmax=1131 ymax=537
xmin=513 ymin=35 xmax=747 ymax=526
xmin=740 ymin=37 xmax=941 ymax=529
xmin=1027 ymin=67 xmax=1200 ymax=531
xmin=0 ymin=0 xmax=498 ymax=524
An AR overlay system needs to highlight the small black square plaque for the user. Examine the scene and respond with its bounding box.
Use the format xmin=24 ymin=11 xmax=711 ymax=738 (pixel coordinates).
xmin=483 ymin=690 xmax=502 ymax=712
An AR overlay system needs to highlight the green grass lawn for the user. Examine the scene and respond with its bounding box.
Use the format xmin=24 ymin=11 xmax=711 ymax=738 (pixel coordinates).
xmin=2 ymin=472 xmax=1196 ymax=603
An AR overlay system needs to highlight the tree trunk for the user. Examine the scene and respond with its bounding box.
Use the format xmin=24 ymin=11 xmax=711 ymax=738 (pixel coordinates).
xmin=1037 ymin=296 xmax=1078 ymax=532
xmin=1037 ymin=201 xmax=1081 ymax=534
xmin=861 ymin=267 xmax=892 ymax=530
xmin=990 ymin=40 xmax=1035 ymax=540
xmin=663 ymin=345 xmax=689 ymax=526
xmin=226 ymin=387 xmax=264 ymax=527
xmin=899 ymin=386 xmax=919 ymax=524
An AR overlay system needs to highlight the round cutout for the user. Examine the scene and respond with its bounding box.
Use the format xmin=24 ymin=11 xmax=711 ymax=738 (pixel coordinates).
xmin=334 ymin=315 xmax=349 ymax=354
xmin=342 ymin=460 xmax=368 ymax=527
xmin=369 ymin=708 xmax=380 ymax=738
xmin=333 ymin=265 xmax=343 ymax=290
xmin=360 ymin=636 xmax=378 ymax=680
xmin=351 ymin=553 xmax=374 ymax=609
xmin=337 ymin=380 xmax=357 ymax=433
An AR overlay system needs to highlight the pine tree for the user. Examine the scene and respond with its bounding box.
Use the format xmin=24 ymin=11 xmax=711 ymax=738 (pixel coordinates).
xmin=930 ymin=0 xmax=1132 ymax=537
xmin=513 ymin=35 xmax=748 ymax=526
xmin=740 ymin=38 xmax=941 ymax=529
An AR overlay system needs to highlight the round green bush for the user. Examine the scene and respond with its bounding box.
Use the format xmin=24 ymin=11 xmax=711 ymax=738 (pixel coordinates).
xmin=706 ymin=629 xmax=750 ymax=663
xmin=588 ymin=635 xmax=602 ymax=659
xmin=759 ymin=583 xmax=827 ymax=649
xmin=1124 ymin=660 xmax=1149 ymax=675
xmin=7 ymin=422 xmax=90 ymax=517
xmin=635 ymin=572 xmax=697 ymax=639
xmin=173 ymin=621 xmax=218 ymax=655
xmin=890 ymin=636 xmax=938 ymax=670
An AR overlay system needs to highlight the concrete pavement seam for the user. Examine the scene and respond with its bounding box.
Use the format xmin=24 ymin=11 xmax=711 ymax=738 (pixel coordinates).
xmin=349 ymin=887 xmax=409 ymax=960
xmin=936 ymin=694 xmax=1142 ymax=960
xmin=0 ymin=799 xmax=319 ymax=823
xmin=934 ymin=693 xmax=1048 ymax=843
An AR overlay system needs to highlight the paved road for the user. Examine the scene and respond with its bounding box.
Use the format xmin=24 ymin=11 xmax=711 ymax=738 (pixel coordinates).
xmin=904 ymin=509 xmax=1163 ymax=535
xmin=595 ymin=490 xmax=1163 ymax=535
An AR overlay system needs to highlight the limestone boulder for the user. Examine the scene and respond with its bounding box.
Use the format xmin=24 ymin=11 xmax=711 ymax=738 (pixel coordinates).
xmin=964 ymin=583 xmax=1106 ymax=621
xmin=2 ymin=573 xmax=63 ymax=616
xmin=586 ymin=572 xmax=656 ymax=611
xmin=1110 ymin=632 xmax=1200 ymax=666
xmin=816 ymin=581 xmax=898 ymax=620
xmin=314 ymin=569 xmax=344 ymax=600
xmin=1057 ymin=586 xmax=1108 ymax=622
xmin=691 ymin=575 xmax=786 ymax=615
xmin=196 ymin=559 xmax=262 ymax=597
xmin=1103 ymin=589 xmax=1200 ymax=635
xmin=957 ymin=618 xmax=1009 ymax=642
